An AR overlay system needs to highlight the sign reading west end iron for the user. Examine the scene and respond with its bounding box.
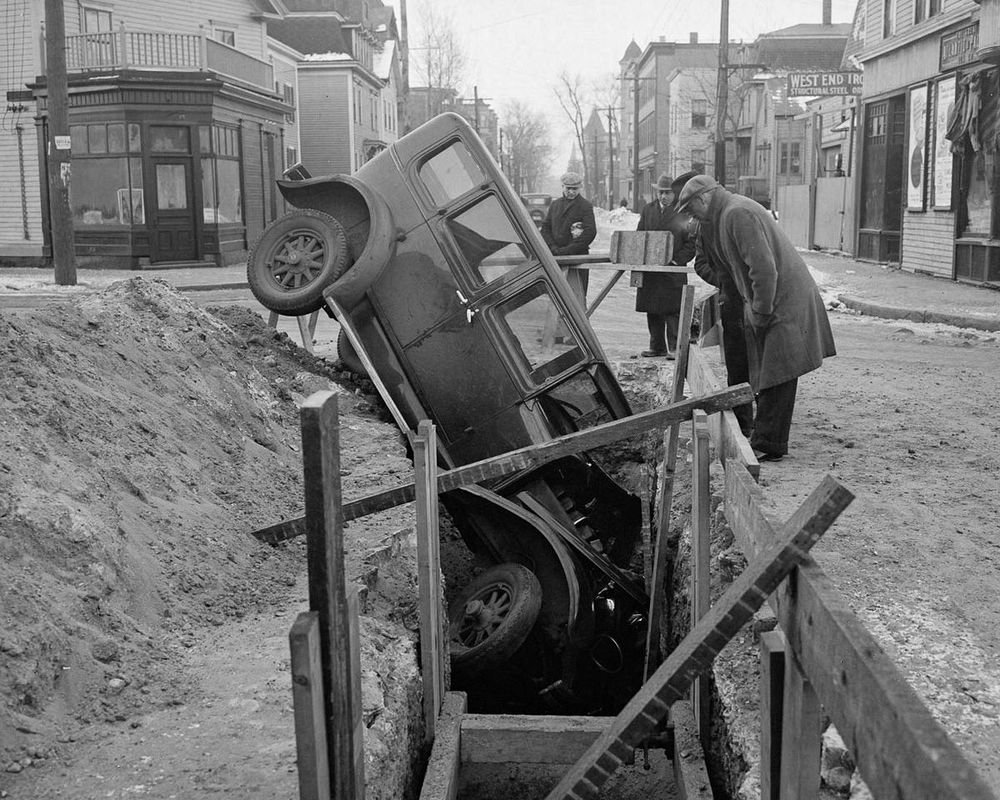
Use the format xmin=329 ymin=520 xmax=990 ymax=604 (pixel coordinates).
xmin=787 ymin=71 xmax=863 ymax=96
xmin=940 ymin=22 xmax=979 ymax=71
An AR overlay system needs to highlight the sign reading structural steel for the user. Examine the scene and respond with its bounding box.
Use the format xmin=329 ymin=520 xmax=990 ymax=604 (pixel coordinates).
xmin=787 ymin=71 xmax=862 ymax=96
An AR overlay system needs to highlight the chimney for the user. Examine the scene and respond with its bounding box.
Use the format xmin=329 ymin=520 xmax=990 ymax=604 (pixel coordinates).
xmin=823 ymin=0 xmax=832 ymax=25
xmin=690 ymin=32 xmax=698 ymax=44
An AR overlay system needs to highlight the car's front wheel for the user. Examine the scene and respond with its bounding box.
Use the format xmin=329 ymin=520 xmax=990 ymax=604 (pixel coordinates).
xmin=449 ymin=563 xmax=542 ymax=677
xmin=248 ymin=209 xmax=350 ymax=316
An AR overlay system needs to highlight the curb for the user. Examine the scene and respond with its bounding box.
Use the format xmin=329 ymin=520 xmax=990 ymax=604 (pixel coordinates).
xmin=837 ymin=294 xmax=1000 ymax=333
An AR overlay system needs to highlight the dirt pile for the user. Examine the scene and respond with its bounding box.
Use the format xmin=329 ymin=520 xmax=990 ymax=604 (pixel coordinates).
xmin=0 ymin=279 xmax=422 ymax=798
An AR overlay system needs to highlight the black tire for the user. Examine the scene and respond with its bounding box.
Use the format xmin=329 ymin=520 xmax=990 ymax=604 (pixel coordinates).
xmin=449 ymin=563 xmax=542 ymax=676
xmin=247 ymin=209 xmax=350 ymax=316
xmin=336 ymin=329 xmax=366 ymax=376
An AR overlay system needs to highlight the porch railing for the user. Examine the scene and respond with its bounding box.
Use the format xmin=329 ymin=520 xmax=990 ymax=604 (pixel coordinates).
xmin=63 ymin=25 xmax=274 ymax=93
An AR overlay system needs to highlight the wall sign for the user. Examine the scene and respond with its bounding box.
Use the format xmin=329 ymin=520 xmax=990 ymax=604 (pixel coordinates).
xmin=940 ymin=23 xmax=979 ymax=71
xmin=787 ymin=71 xmax=863 ymax=96
xmin=908 ymin=85 xmax=929 ymax=211
xmin=933 ymin=77 xmax=956 ymax=210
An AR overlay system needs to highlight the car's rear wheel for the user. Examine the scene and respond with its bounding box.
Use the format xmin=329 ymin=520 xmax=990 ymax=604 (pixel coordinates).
xmin=449 ymin=563 xmax=542 ymax=677
xmin=248 ymin=209 xmax=350 ymax=316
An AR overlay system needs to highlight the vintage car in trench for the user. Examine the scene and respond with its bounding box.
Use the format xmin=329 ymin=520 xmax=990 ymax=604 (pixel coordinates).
xmin=248 ymin=113 xmax=648 ymax=714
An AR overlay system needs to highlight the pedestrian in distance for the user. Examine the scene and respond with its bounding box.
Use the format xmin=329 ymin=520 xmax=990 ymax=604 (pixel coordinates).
xmin=676 ymin=175 xmax=836 ymax=462
xmin=542 ymin=172 xmax=596 ymax=310
xmin=633 ymin=172 xmax=698 ymax=359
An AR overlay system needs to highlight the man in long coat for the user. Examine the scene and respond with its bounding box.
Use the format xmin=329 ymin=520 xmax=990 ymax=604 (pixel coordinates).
xmin=634 ymin=172 xmax=697 ymax=358
xmin=677 ymin=175 xmax=836 ymax=460
xmin=541 ymin=172 xmax=597 ymax=310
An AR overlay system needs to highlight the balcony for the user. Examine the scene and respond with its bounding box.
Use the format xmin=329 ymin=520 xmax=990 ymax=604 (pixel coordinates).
xmin=62 ymin=26 xmax=274 ymax=94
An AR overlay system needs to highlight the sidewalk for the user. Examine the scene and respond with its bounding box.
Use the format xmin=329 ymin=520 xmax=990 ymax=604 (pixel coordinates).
xmin=3 ymin=250 xmax=999 ymax=332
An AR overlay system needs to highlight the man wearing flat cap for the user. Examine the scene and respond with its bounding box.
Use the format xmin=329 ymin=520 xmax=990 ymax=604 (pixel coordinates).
xmin=541 ymin=172 xmax=596 ymax=309
xmin=632 ymin=171 xmax=698 ymax=358
xmin=677 ymin=175 xmax=836 ymax=462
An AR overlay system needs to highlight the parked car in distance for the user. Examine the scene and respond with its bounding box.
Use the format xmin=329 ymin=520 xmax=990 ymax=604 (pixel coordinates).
xmin=248 ymin=113 xmax=647 ymax=714
xmin=520 ymin=192 xmax=553 ymax=230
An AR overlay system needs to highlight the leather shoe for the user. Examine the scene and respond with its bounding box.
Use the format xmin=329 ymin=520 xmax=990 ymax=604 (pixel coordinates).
xmin=640 ymin=350 xmax=668 ymax=357
xmin=753 ymin=449 xmax=784 ymax=462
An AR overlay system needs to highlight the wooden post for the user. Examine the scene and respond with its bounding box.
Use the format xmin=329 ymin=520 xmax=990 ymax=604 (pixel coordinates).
xmin=414 ymin=420 xmax=446 ymax=743
xmin=300 ymin=391 xmax=365 ymax=800
xmin=759 ymin=629 xmax=786 ymax=800
xmin=644 ymin=285 xmax=696 ymax=680
xmin=779 ymin=648 xmax=822 ymax=800
xmin=289 ymin=611 xmax=330 ymax=800
xmin=690 ymin=410 xmax=711 ymax=740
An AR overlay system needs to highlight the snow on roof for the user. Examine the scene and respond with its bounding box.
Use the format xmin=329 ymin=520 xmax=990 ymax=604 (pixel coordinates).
xmin=301 ymin=51 xmax=353 ymax=61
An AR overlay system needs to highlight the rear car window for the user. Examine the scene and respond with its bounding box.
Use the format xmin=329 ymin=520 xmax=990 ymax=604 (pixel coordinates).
xmin=419 ymin=141 xmax=485 ymax=206
xmin=446 ymin=194 xmax=533 ymax=284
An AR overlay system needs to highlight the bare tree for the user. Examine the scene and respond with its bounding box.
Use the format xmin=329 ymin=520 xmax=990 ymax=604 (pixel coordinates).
xmin=554 ymin=71 xmax=590 ymax=185
xmin=501 ymin=100 xmax=553 ymax=194
xmin=414 ymin=1 xmax=467 ymax=117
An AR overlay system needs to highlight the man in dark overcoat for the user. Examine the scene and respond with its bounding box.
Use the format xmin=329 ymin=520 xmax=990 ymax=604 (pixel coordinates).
xmin=634 ymin=172 xmax=697 ymax=357
xmin=541 ymin=172 xmax=596 ymax=310
xmin=677 ymin=175 xmax=836 ymax=460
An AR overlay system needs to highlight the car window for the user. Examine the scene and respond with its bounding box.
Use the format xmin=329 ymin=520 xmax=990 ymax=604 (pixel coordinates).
xmin=496 ymin=282 xmax=584 ymax=385
xmin=445 ymin=194 xmax=533 ymax=285
xmin=419 ymin=141 xmax=485 ymax=206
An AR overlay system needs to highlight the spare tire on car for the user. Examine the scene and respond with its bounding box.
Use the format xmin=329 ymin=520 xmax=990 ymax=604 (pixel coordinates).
xmin=449 ymin=562 xmax=542 ymax=677
xmin=247 ymin=209 xmax=350 ymax=316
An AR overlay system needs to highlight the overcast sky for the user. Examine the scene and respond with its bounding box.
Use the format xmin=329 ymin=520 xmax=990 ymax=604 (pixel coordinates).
xmin=389 ymin=0 xmax=859 ymax=172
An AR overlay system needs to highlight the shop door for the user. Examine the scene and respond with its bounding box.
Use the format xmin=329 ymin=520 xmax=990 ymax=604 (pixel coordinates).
xmin=151 ymin=157 xmax=196 ymax=262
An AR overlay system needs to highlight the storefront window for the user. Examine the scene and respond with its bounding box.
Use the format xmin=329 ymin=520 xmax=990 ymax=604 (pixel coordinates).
xmin=962 ymin=150 xmax=991 ymax=235
xmin=202 ymin=124 xmax=242 ymax=224
xmin=70 ymin=122 xmax=142 ymax=226
xmin=150 ymin=126 xmax=190 ymax=153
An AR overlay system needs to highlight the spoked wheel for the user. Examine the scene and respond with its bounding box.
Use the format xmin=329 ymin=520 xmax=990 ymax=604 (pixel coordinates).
xmin=449 ymin=563 xmax=542 ymax=677
xmin=247 ymin=209 xmax=350 ymax=316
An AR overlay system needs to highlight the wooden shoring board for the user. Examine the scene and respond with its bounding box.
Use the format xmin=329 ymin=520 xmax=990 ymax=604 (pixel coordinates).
xmin=289 ymin=611 xmax=330 ymax=800
xmin=267 ymin=309 xmax=320 ymax=353
xmin=671 ymin=701 xmax=713 ymax=800
xmin=414 ymin=420 xmax=445 ymax=743
xmin=722 ymin=463 xmax=999 ymax=800
xmin=686 ymin=343 xmax=759 ymax=480
xmin=418 ymin=692 xmax=467 ymax=800
xmin=643 ymin=285 xmax=696 ymax=681
xmin=758 ymin=630 xmax=786 ymax=800
xmin=252 ymin=383 xmax=754 ymax=544
xmin=779 ymin=644 xmax=823 ymax=800
xmin=542 ymin=474 xmax=853 ymax=800
xmin=299 ymin=391 xmax=365 ymax=800
xmin=585 ymin=269 xmax=625 ymax=317
xmin=460 ymin=714 xmax=615 ymax=765
xmin=690 ymin=411 xmax=711 ymax=741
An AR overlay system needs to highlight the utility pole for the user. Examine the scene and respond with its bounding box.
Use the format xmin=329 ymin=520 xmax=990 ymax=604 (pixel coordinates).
xmin=45 ymin=0 xmax=76 ymax=285
xmin=473 ymin=85 xmax=480 ymax=132
xmin=607 ymin=105 xmax=615 ymax=210
xmin=632 ymin=69 xmax=641 ymax=211
xmin=715 ymin=0 xmax=730 ymax=185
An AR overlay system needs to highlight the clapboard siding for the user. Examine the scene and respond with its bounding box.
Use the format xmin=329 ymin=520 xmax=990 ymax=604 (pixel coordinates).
xmin=902 ymin=211 xmax=955 ymax=278
xmin=64 ymin=0 xmax=268 ymax=60
xmin=298 ymin=70 xmax=351 ymax=176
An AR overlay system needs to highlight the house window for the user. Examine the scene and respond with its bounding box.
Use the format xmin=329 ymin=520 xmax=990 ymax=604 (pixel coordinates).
xmin=883 ymin=0 xmax=896 ymax=38
xmin=914 ymin=0 xmax=941 ymax=24
xmin=691 ymin=149 xmax=706 ymax=171
xmin=779 ymin=141 xmax=802 ymax=175
xmin=691 ymin=99 xmax=707 ymax=128
xmin=82 ymin=6 xmax=113 ymax=32
xmin=215 ymin=29 xmax=236 ymax=47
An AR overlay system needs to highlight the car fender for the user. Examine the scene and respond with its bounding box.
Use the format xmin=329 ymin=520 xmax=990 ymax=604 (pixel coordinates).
xmin=277 ymin=174 xmax=398 ymax=311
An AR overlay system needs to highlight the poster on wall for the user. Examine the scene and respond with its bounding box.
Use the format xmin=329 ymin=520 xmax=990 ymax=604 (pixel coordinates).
xmin=933 ymin=76 xmax=957 ymax=210
xmin=908 ymin=85 xmax=929 ymax=211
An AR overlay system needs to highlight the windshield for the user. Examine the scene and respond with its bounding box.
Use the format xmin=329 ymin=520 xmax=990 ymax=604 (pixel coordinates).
xmin=496 ymin=282 xmax=585 ymax=385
